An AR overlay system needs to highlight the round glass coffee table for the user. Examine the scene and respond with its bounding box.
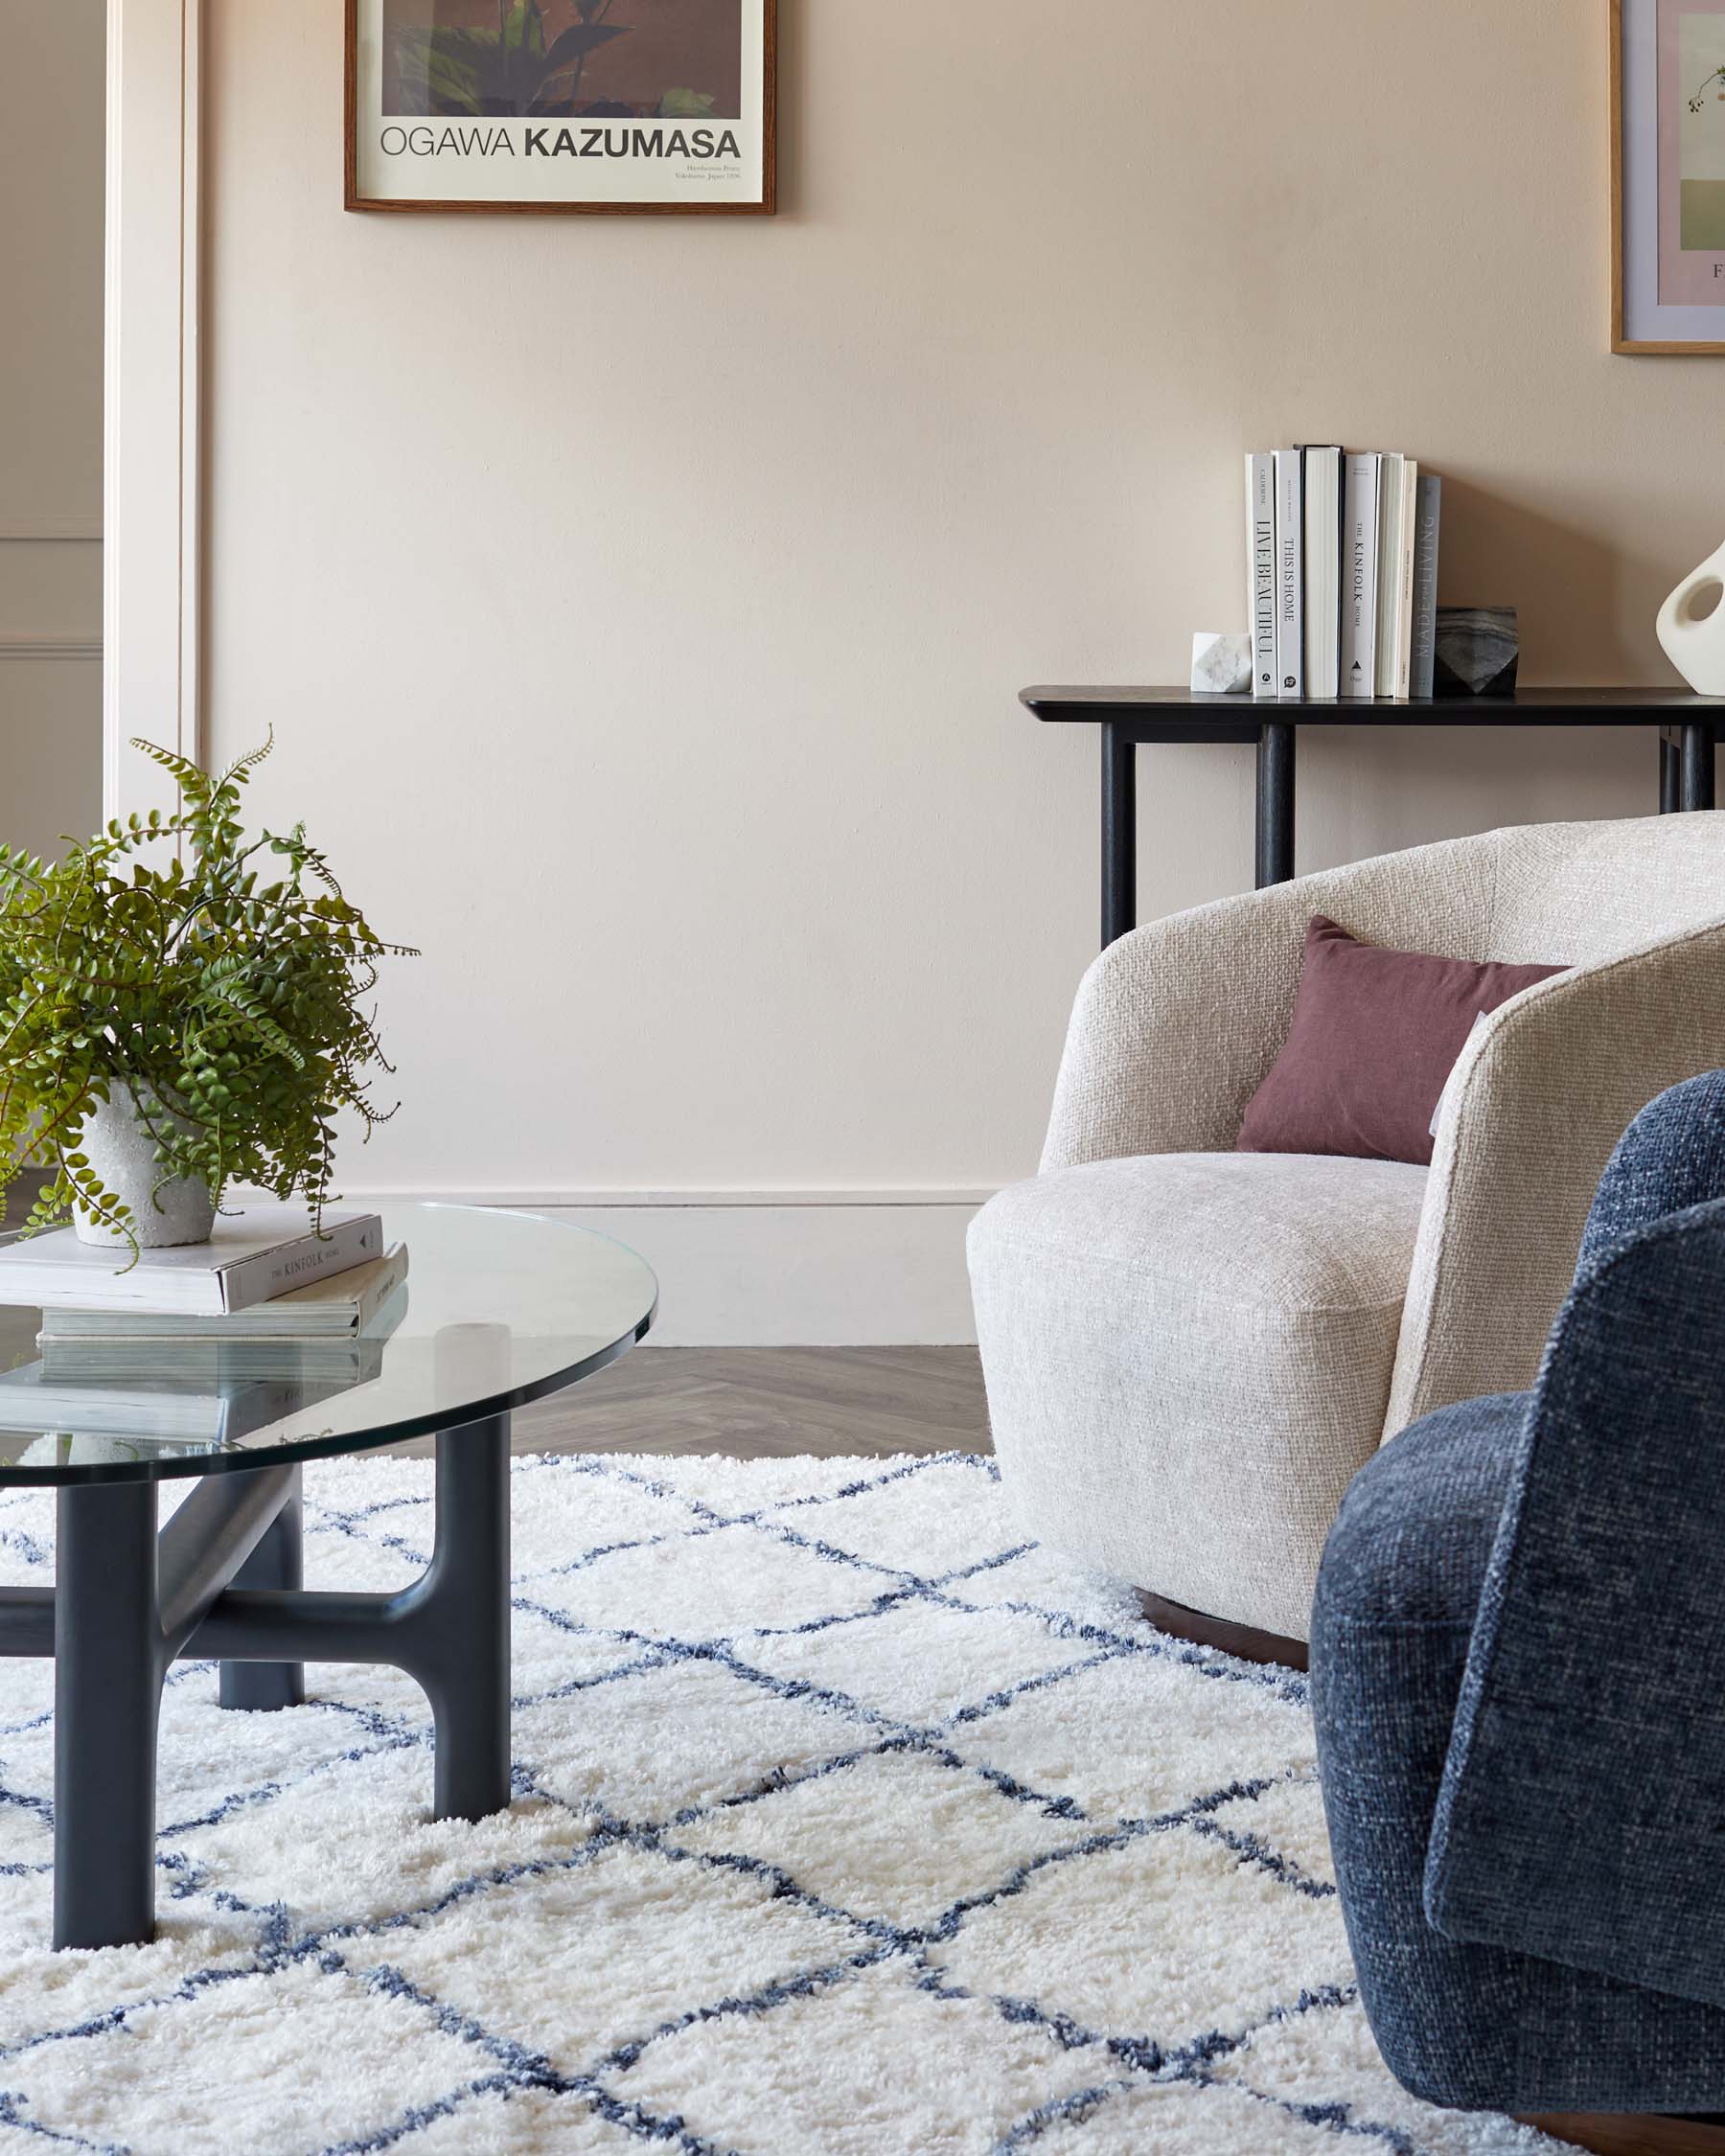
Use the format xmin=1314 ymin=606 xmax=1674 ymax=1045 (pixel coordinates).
xmin=0 ymin=1204 xmax=656 ymax=1950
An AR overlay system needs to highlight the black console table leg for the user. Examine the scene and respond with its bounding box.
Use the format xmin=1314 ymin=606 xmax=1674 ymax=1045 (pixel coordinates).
xmin=54 ymin=1481 xmax=163 ymax=1951
xmin=1255 ymin=722 xmax=1297 ymax=887
xmin=219 ymin=1466 xmax=304 ymax=1711
xmin=1660 ymin=734 xmax=1680 ymax=814
xmin=1681 ymin=723 xmax=1715 ymax=812
xmin=1101 ymin=722 xmax=1137 ymax=949
xmin=423 ymin=1416 xmax=512 ymax=1823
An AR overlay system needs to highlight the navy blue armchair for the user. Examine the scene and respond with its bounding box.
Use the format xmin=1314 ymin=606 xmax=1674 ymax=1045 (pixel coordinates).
xmin=1312 ymin=1072 xmax=1725 ymax=2151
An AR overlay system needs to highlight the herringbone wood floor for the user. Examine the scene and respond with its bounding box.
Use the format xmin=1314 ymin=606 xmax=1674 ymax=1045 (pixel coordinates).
xmin=401 ymin=1347 xmax=992 ymax=1461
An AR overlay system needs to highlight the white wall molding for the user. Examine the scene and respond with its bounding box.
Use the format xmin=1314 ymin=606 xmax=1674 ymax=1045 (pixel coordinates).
xmin=234 ymin=1185 xmax=990 ymax=1345
xmin=104 ymin=0 xmax=201 ymax=820
xmin=0 ymin=529 xmax=104 ymax=545
xmin=436 ymin=1199 xmax=982 ymax=1347
xmin=225 ymin=1187 xmax=991 ymax=1344
xmin=0 ymin=638 xmax=103 ymax=663
xmin=310 ymin=1184 xmax=994 ymax=1210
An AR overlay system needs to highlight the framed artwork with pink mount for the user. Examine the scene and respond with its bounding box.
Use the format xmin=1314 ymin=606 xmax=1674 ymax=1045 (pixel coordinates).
xmin=1612 ymin=0 xmax=1725 ymax=351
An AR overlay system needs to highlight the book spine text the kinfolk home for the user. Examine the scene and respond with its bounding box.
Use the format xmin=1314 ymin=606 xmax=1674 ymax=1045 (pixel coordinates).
xmin=217 ymin=1213 xmax=384 ymax=1314
xmin=1410 ymin=473 xmax=1442 ymax=700
xmin=1246 ymin=453 xmax=1276 ymax=700
xmin=1274 ymin=448 xmax=1303 ymax=700
xmin=1340 ymin=453 xmax=1380 ymax=700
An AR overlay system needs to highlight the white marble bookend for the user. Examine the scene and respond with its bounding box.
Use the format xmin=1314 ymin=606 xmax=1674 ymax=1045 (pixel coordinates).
xmin=1189 ymin=631 xmax=1253 ymax=696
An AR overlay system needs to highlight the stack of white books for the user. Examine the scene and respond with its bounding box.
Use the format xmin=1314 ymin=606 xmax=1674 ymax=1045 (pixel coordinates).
xmin=0 ymin=1208 xmax=408 ymax=1442
xmin=1245 ymin=447 xmax=1442 ymax=702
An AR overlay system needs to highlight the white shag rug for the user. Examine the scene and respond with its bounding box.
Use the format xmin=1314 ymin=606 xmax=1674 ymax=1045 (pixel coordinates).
xmin=0 ymin=1451 xmax=1558 ymax=2156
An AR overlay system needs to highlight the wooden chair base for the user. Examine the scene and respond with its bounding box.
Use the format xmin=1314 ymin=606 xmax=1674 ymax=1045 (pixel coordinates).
xmin=1134 ymin=1587 xmax=1308 ymax=1671
xmin=1521 ymin=2112 xmax=1725 ymax=2155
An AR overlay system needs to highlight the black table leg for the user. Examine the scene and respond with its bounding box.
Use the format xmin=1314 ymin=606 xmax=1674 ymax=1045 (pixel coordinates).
xmin=423 ymin=1416 xmax=512 ymax=1823
xmin=1660 ymin=733 xmax=1680 ymax=814
xmin=37 ymin=1428 xmax=514 ymax=1951
xmin=1681 ymin=722 xmax=1715 ymax=811
xmin=219 ymin=1464 xmax=304 ymax=1711
xmin=1255 ymin=722 xmax=1297 ymax=886
xmin=54 ymin=1480 xmax=163 ymax=1951
xmin=193 ymin=1419 xmax=515 ymax=1824
xmin=1101 ymin=722 xmax=1137 ymax=948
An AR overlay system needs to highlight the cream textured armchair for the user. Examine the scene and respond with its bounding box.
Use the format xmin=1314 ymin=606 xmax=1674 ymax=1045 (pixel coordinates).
xmin=968 ymin=816 xmax=1725 ymax=1656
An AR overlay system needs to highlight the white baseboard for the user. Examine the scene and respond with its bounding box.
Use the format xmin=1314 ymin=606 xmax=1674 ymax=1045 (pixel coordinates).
xmin=331 ymin=1188 xmax=992 ymax=1347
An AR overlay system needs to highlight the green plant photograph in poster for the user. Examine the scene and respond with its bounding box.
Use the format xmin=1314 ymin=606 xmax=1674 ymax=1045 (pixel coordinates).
xmin=347 ymin=0 xmax=774 ymax=215
xmin=1678 ymin=4 xmax=1725 ymax=250
xmin=382 ymin=0 xmax=742 ymax=122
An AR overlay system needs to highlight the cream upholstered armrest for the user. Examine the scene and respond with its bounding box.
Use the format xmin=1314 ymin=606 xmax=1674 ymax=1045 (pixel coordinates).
xmin=1384 ymin=915 xmax=1725 ymax=1436
xmin=1041 ymin=833 xmax=1500 ymax=1171
xmin=1040 ymin=888 xmax=1316 ymax=1168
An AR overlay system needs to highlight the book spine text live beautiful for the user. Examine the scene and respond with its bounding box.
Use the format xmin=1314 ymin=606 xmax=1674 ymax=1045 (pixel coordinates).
xmin=1246 ymin=453 xmax=1276 ymax=700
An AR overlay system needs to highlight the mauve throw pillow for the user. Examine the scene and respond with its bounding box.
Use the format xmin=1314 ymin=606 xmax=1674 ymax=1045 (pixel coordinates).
xmin=1235 ymin=916 xmax=1567 ymax=1167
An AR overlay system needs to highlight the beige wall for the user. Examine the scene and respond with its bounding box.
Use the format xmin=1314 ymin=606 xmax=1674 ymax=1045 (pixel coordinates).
xmin=0 ymin=0 xmax=104 ymax=859
xmin=198 ymin=1 xmax=1725 ymax=1313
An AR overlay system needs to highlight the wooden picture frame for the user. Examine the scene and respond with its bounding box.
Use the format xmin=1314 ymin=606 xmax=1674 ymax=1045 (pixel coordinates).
xmin=345 ymin=0 xmax=776 ymax=216
xmin=1612 ymin=0 xmax=1725 ymax=351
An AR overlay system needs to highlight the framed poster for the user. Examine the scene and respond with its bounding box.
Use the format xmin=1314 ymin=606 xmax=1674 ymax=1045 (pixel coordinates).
xmin=1613 ymin=0 xmax=1725 ymax=350
xmin=346 ymin=0 xmax=775 ymax=215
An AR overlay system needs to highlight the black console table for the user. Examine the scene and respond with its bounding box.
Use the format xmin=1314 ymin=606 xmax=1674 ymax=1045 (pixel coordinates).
xmin=1021 ymin=687 xmax=1725 ymax=948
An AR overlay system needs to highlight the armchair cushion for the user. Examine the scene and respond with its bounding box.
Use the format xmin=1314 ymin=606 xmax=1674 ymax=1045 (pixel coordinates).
xmin=1422 ymin=1193 xmax=1725 ymax=2011
xmin=1236 ymin=914 xmax=1564 ymax=1166
xmin=1312 ymin=1389 xmax=1725 ymax=2113
xmin=969 ymin=1149 xmax=1426 ymax=1639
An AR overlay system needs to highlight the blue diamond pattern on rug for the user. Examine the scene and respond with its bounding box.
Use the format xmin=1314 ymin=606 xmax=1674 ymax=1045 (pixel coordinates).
xmin=0 ymin=1453 xmax=1557 ymax=2154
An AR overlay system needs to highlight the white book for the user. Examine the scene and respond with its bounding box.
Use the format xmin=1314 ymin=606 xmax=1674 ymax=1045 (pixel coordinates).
xmin=40 ymin=1285 xmax=406 ymax=1385
xmin=1410 ymin=473 xmax=1442 ymax=700
xmin=1373 ymin=452 xmax=1407 ymax=698
xmin=0 ymin=1365 xmax=309 ymax=1446
xmin=1392 ymin=458 xmax=1419 ymax=699
xmin=0 ymin=1207 xmax=383 ymax=1317
xmin=38 ymin=1243 xmax=409 ymax=1341
xmin=1274 ymin=448 xmax=1303 ymax=700
xmin=16 ymin=1432 xmax=222 ymax=1469
xmin=1340 ymin=453 xmax=1380 ymax=700
xmin=1245 ymin=453 xmax=1276 ymax=700
xmin=1301 ymin=446 xmax=1343 ymax=700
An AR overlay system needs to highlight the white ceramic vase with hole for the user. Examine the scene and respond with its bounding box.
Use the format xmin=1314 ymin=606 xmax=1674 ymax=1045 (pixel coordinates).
xmin=1658 ymin=539 xmax=1725 ymax=695
xmin=73 ymin=1083 xmax=215 ymax=1249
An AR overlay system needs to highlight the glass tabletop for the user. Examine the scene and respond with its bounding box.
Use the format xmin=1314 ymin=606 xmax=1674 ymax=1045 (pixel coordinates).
xmin=0 ymin=1204 xmax=657 ymax=1484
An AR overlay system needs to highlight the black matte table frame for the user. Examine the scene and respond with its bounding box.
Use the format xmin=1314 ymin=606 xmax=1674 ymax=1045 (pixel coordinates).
xmin=1021 ymin=689 xmax=1725 ymax=949
xmin=0 ymin=1415 xmax=509 ymax=1951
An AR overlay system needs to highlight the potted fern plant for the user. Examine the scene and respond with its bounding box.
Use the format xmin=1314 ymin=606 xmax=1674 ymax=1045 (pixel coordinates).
xmin=0 ymin=735 xmax=411 ymax=1261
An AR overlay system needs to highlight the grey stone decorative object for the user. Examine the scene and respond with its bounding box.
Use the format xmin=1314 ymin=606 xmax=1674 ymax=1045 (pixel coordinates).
xmin=74 ymin=1083 xmax=215 ymax=1248
xmin=1432 ymin=608 xmax=1518 ymax=699
xmin=1190 ymin=631 xmax=1254 ymax=696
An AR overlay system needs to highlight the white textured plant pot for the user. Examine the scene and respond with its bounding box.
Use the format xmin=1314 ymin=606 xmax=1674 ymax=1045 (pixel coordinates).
xmin=73 ymin=1085 xmax=215 ymax=1249
xmin=1657 ymin=539 xmax=1725 ymax=695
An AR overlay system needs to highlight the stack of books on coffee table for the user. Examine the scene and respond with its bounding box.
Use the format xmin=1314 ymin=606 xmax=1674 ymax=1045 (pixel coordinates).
xmin=0 ymin=1208 xmax=408 ymax=1447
